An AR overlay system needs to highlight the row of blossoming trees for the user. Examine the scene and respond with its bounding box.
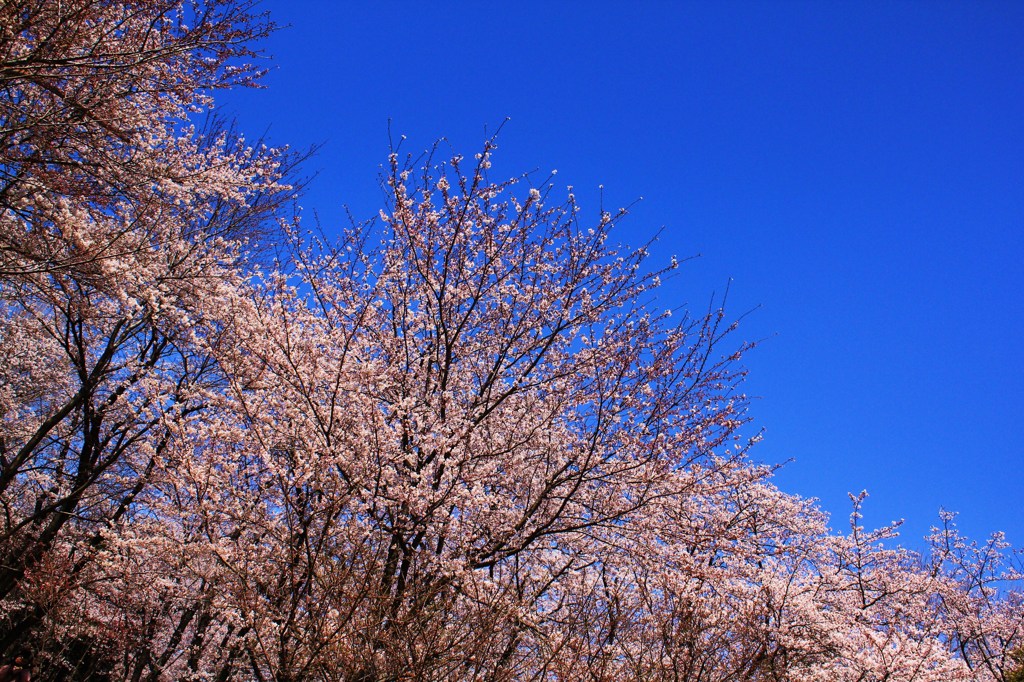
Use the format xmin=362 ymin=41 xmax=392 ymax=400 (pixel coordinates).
xmin=1 ymin=1 xmax=1022 ymax=680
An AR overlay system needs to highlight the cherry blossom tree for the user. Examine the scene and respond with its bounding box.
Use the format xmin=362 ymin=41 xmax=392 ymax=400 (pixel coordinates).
xmin=196 ymin=144 xmax=754 ymax=679
xmin=0 ymin=0 xmax=293 ymax=675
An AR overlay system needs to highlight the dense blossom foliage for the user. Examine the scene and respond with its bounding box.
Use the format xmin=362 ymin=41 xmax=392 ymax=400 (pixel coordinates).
xmin=1 ymin=2 xmax=1022 ymax=680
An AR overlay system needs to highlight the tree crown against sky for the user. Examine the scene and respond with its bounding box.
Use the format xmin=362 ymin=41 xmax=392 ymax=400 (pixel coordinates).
xmin=0 ymin=1 xmax=1022 ymax=680
xmin=224 ymin=0 xmax=1024 ymax=552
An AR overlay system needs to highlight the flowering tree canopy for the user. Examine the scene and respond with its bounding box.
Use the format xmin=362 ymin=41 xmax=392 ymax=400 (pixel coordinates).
xmin=1 ymin=2 xmax=1022 ymax=681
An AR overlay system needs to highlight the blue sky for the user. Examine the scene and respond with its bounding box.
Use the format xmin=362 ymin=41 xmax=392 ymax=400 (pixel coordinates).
xmin=220 ymin=1 xmax=1024 ymax=551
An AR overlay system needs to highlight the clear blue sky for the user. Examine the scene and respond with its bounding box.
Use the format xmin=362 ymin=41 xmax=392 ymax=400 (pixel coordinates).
xmin=220 ymin=1 xmax=1024 ymax=551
